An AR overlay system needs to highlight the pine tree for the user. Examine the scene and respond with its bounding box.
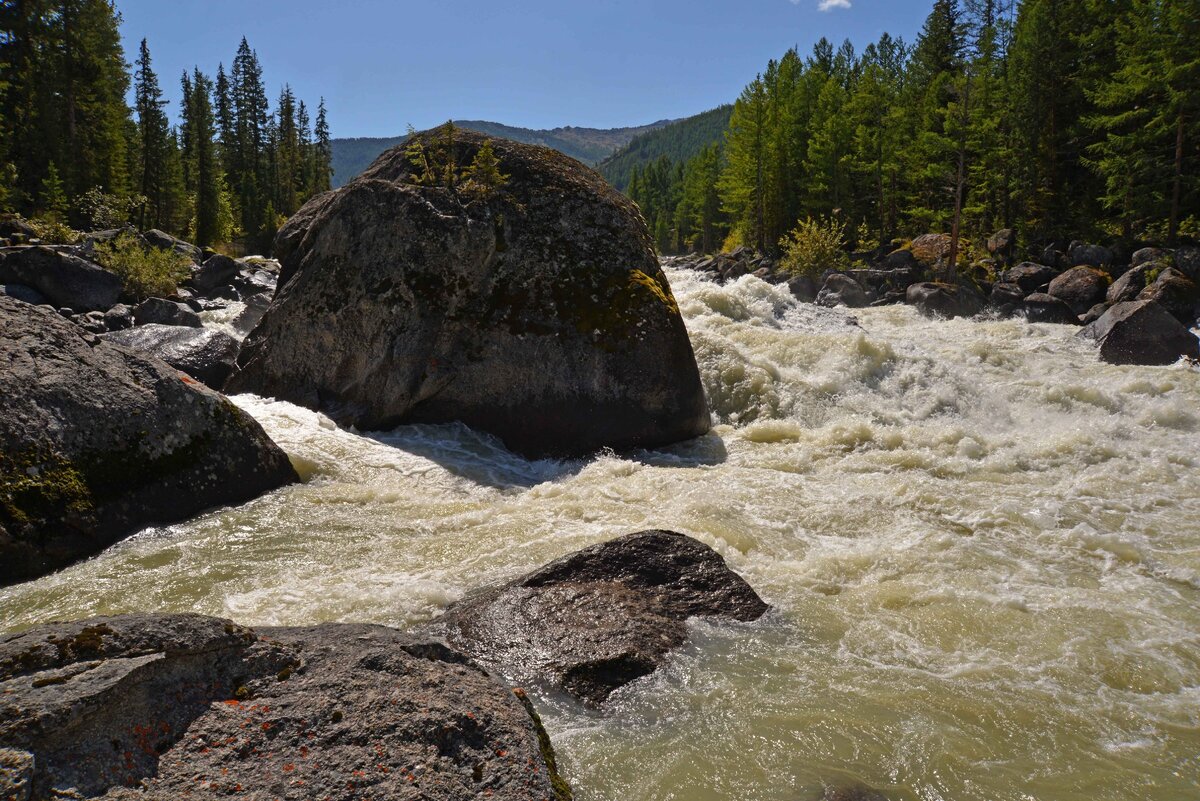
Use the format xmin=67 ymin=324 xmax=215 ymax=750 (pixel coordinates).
xmin=314 ymin=98 xmax=332 ymax=192
xmin=38 ymin=161 xmax=68 ymax=221
xmin=462 ymin=138 xmax=508 ymax=197
xmin=719 ymin=75 xmax=769 ymax=250
xmin=134 ymin=39 xmax=173 ymax=229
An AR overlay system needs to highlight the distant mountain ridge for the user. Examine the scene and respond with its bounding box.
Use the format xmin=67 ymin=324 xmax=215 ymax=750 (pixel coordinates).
xmin=330 ymin=118 xmax=677 ymax=187
xmin=597 ymin=105 xmax=733 ymax=191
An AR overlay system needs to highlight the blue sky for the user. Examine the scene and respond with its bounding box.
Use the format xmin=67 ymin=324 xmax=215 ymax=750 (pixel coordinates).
xmin=116 ymin=0 xmax=930 ymax=138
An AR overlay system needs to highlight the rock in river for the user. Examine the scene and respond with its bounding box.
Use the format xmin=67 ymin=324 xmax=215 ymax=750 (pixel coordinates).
xmin=0 ymin=613 xmax=572 ymax=801
xmin=433 ymin=530 xmax=768 ymax=706
xmin=1079 ymin=299 xmax=1200 ymax=366
xmin=0 ymin=297 xmax=295 ymax=585
xmin=228 ymin=129 xmax=710 ymax=458
xmin=102 ymin=324 xmax=240 ymax=390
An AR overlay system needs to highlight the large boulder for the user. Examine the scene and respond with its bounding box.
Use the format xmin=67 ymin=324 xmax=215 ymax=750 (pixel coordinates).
xmin=0 ymin=614 xmax=572 ymax=801
xmin=0 ymin=282 xmax=47 ymax=306
xmin=143 ymin=229 xmax=201 ymax=263
xmin=102 ymin=324 xmax=240 ymax=390
xmin=131 ymin=296 xmax=202 ymax=328
xmin=1107 ymin=264 xmax=1151 ymax=304
xmin=1136 ymin=267 xmax=1199 ymax=324
xmin=228 ymin=130 xmax=709 ymax=457
xmin=1079 ymin=299 xmax=1200 ymax=366
xmin=1174 ymin=245 xmax=1200 ymax=282
xmin=0 ymin=297 xmax=295 ymax=585
xmin=908 ymin=233 xmax=952 ymax=268
xmin=188 ymin=253 xmax=241 ymax=293
xmin=1048 ymin=266 xmax=1110 ymax=315
xmin=905 ymin=281 xmax=983 ymax=319
xmin=1002 ymin=262 xmax=1057 ymax=293
xmin=0 ymin=246 xmax=121 ymax=311
xmin=433 ymin=530 xmax=768 ymax=706
xmin=1068 ymin=241 xmax=1114 ymax=270
xmin=987 ymin=228 xmax=1016 ymax=262
xmin=815 ymin=273 xmax=868 ymax=308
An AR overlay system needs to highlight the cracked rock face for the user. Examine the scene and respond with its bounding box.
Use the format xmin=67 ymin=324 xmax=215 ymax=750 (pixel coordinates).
xmin=0 ymin=296 xmax=296 ymax=586
xmin=432 ymin=530 xmax=769 ymax=706
xmin=228 ymin=129 xmax=710 ymax=458
xmin=0 ymin=614 xmax=572 ymax=801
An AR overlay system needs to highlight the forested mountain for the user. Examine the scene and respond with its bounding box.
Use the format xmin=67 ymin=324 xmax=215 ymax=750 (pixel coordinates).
xmin=331 ymin=119 xmax=674 ymax=187
xmin=0 ymin=3 xmax=332 ymax=253
xmin=598 ymin=105 xmax=733 ymax=191
xmin=630 ymin=0 xmax=1200 ymax=257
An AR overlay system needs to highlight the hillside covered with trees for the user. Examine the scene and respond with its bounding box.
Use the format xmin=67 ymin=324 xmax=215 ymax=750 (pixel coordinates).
xmin=598 ymin=105 xmax=733 ymax=192
xmin=0 ymin=1 xmax=333 ymax=253
xmin=627 ymin=0 xmax=1199 ymax=257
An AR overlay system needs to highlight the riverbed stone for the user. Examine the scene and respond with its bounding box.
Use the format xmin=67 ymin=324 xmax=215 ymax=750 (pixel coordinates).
xmin=229 ymin=129 xmax=709 ymax=457
xmin=0 ymin=297 xmax=295 ymax=585
xmin=102 ymin=324 xmax=240 ymax=389
xmin=0 ymin=614 xmax=572 ymax=801
xmin=143 ymin=229 xmax=201 ymax=263
xmin=132 ymin=296 xmax=202 ymax=328
xmin=1136 ymin=267 xmax=1199 ymax=324
xmin=1079 ymin=299 xmax=1200 ymax=365
xmin=1002 ymin=262 xmax=1057 ymax=293
xmin=434 ymin=530 xmax=768 ymax=706
xmin=816 ymin=274 xmax=869 ymax=308
xmin=905 ymin=281 xmax=983 ymax=318
xmin=1022 ymin=292 xmax=1080 ymax=325
xmin=1048 ymin=266 xmax=1110 ymax=315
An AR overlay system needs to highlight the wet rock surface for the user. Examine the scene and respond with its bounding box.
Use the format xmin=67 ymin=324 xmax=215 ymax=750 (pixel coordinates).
xmin=230 ymin=130 xmax=709 ymax=458
xmin=102 ymin=324 xmax=240 ymax=390
xmin=434 ymin=530 xmax=768 ymax=706
xmin=1080 ymin=299 xmax=1200 ymax=366
xmin=0 ymin=297 xmax=295 ymax=585
xmin=0 ymin=614 xmax=572 ymax=801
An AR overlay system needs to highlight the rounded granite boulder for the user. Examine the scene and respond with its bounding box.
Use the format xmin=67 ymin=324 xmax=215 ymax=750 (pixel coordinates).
xmin=228 ymin=128 xmax=710 ymax=457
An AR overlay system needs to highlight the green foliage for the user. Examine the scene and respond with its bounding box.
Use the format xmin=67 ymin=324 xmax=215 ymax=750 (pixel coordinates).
xmin=38 ymin=163 xmax=68 ymax=222
xmin=461 ymin=139 xmax=509 ymax=198
xmin=27 ymin=216 xmax=79 ymax=245
xmin=93 ymin=231 xmax=191 ymax=300
xmin=76 ymin=187 xmax=145 ymax=229
xmin=598 ymin=105 xmax=733 ymax=190
xmin=405 ymin=121 xmax=460 ymax=189
xmin=778 ymin=216 xmax=849 ymax=278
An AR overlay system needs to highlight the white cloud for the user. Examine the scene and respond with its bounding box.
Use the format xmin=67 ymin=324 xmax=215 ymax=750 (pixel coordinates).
xmin=817 ymin=0 xmax=852 ymax=10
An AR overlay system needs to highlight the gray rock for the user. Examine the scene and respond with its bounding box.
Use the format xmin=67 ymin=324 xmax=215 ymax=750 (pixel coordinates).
xmin=230 ymin=129 xmax=710 ymax=458
xmin=787 ymin=275 xmax=817 ymax=303
xmin=1022 ymin=292 xmax=1080 ymax=325
xmin=188 ymin=253 xmax=240 ymax=293
xmin=905 ymin=281 xmax=983 ymax=319
xmin=987 ymin=228 xmax=1015 ymax=261
xmin=1048 ymin=266 xmax=1110 ymax=315
xmin=908 ymin=233 xmax=952 ymax=268
xmin=103 ymin=324 xmax=240 ymax=389
xmin=1080 ymin=302 xmax=1110 ymax=326
xmin=0 ymin=614 xmax=571 ymax=801
xmin=1002 ymin=262 xmax=1057 ymax=293
xmin=0 ymin=246 xmax=122 ymax=311
xmin=988 ymin=281 xmax=1025 ymax=308
xmin=1069 ymin=241 xmax=1113 ymax=269
xmin=0 ymin=214 xmax=37 ymax=240
xmin=1174 ymin=245 xmax=1200 ymax=282
xmin=143 ymin=229 xmax=201 ymax=263
xmin=878 ymin=248 xmax=919 ymax=272
xmin=0 ymin=297 xmax=295 ymax=585
xmin=132 ymin=296 xmax=202 ymax=328
xmin=1079 ymin=300 xmax=1200 ymax=365
xmin=74 ymin=310 xmax=108 ymax=334
xmin=102 ymin=303 xmax=133 ymax=331
xmin=1131 ymin=247 xmax=1173 ymax=269
xmin=434 ymin=530 xmax=768 ymax=706
xmin=816 ymin=274 xmax=869 ymax=308
xmin=1136 ymin=267 xmax=1199 ymax=324
xmin=0 ymin=283 xmax=47 ymax=306
xmin=1107 ymin=264 xmax=1150 ymax=304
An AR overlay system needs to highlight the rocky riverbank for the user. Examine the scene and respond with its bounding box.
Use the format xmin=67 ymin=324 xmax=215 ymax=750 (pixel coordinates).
xmin=667 ymin=233 xmax=1200 ymax=366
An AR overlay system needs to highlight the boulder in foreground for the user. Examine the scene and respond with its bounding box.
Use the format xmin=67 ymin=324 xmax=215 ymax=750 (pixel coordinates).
xmin=1079 ymin=299 xmax=1199 ymax=366
xmin=0 ymin=297 xmax=296 ymax=585
xmin=0 ymin=614 xmax=571 ymax=801
xmin=433 ymin=530 xmax=768 ymax=706
xmin=229 ymin=129 xmax=710 ymax=458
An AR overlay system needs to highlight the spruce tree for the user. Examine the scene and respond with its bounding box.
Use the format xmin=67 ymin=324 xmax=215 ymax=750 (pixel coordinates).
xmin=134 ymin=39 xmax=173 ymax=229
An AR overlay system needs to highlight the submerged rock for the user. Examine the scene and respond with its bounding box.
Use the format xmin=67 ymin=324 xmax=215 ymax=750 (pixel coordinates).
xmin=0 ymin=613 xmax=572 ymax=801
xmin=0 ymin=297 xmax=295 ymax=585
xmin=102 ymin=324 xmax=240 ymax=389
xmin=434 ymin=530 xmax=768 ymax=706
xmin=0 ymin=246 xmax=122 ymax=311
xmin=1079 ymin=299 xmax=1200 ymax=365
xmin=229 ymin=129 xmax=709 ymax=458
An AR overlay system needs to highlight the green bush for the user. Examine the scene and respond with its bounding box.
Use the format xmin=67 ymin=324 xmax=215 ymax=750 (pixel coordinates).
xmin=778 ymin=216 xmax=848 ymax=278
xmin=93 ymin=232 xmax=191 ymax=300
xmin=76 ymin=187 xmax=145 ymax=230
xmin=28 ymin=215 xmax=79 ymax=244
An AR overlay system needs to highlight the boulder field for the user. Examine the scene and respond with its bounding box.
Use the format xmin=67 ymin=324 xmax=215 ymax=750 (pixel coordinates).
xmin=0 ymin=296 xmax=296 ymax=586
xmin=228 ymin=129 xmax=710 ymax=458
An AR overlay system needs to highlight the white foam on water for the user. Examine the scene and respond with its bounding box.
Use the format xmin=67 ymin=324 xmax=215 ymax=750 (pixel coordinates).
xmin=4 ymin=266 xmax=1199 ymax=800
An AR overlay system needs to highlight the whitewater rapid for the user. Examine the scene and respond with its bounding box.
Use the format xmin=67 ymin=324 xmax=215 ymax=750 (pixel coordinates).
xmin=4 ymin=267 xmax=1199 ymax=800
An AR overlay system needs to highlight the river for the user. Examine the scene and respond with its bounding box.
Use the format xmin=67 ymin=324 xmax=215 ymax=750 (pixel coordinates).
xmin=4 ymin=266 xmax=1199 ymax=800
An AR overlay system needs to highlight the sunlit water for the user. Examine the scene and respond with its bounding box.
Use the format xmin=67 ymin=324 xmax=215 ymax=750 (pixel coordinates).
xmin=4 ymin=268 xmax=1200 ymax=801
